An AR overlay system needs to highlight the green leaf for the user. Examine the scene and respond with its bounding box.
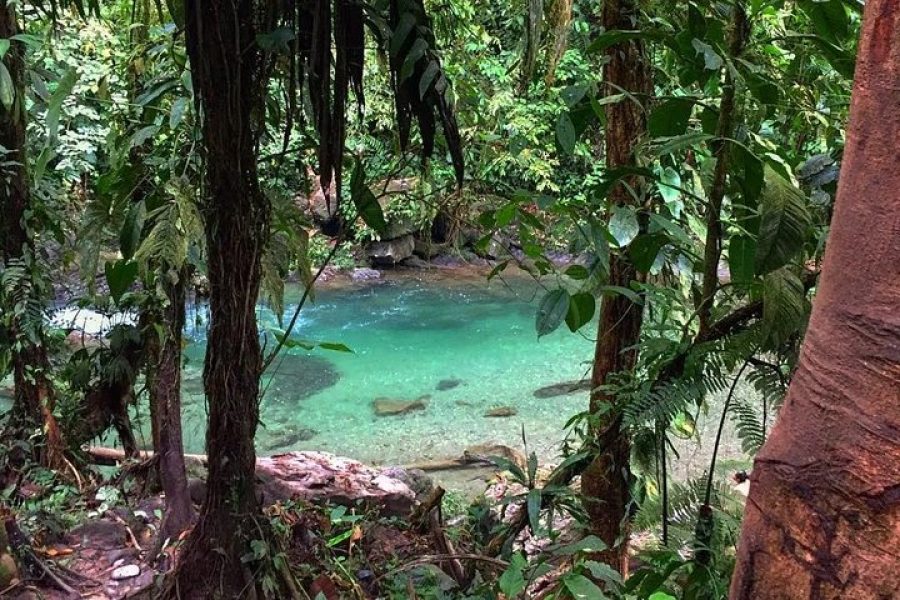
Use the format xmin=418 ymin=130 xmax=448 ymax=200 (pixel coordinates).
xmin=119 ymin=200 xmax=146 ymax=261
xmin=46 ymin=67 xmax=78 ymax=145
xmin=0 ymin=63 xmax=13 ymax=110
xmin=350 ymin=158 xmax=387 ymax=234
xmin=648 ymin=593 xmax=677 ymax=600
xmin=0 ymin=39 xmax=9 ymax=59
xmin=755 ymin=168 xmax=811 ymax=275
xmin=657 ymin=167 xmax=682 ymax=207
xmin=526 ymin=488 xmax=542 ymax=534
xmin=318 ymin=342 xmax=354 ymax=353
xmin=691 ymin=38 xmax=723 ymax=70
xmin=652 ymin=132 xmax=713 ymax=157
xmin=536 ymin=289 xmax=570 ymax=337
xmin=599 ymin=285 xmax=642 ymax=305
xmin=564 ymin=264 xmax=589 ymax=280
xmin=629 ymin=233 xmax=666 ymax=272
xmin=728 ymin=235 xmax=756 ymax=285
xmin=564 ymin=573 xmax=608 ymax=599
xmin=609 ymin=206 xmax=639 ymax=247
xmin=763 ymin=267 xmax=807 ymax=347
xmin=566 ymin=292 xmax=596 ymax=332
xmin=561 ymin=83 xmax=588 ymax=107
xmin=801 ymin=0 xmax=848 ymax=45
xmin=169 ymin=97 xmax=189 ymax=130
xmin=498 ymin=554 xmax=527 ymax=598
xmin=105 ymin=260 xmax=138 ymax=304
xmin=552 ymin=535 xmax=608 ymax=556
xmin=649 ymin=98 xmax=694 ymax=137
xmin=590 ymin=224 xmax=611 ymax=278
xmin=556 ymin=112 xmax=577 ymax=155
xmin=583 ymin=561 xmax=623 ymax=588
xmin=418 ymin=60 xmax=440 ymax=100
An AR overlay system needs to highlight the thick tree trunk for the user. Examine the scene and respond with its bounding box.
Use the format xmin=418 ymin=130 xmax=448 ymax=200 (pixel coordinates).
xmin=0 ymin=3 xmax=64 ymax=467
xmin=580 ymin=0 xmax=652 ymax=573
xmin=730 ymin=2 xmax=900 ymax=597
xmin=143 ymin=274 xmax=193 ymax=545
xmin=168 ymin=1 xmax=268 ymax=597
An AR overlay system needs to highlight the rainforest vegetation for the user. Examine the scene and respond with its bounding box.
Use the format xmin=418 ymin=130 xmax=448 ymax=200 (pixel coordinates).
xmin=0 ymin=0 xmax=898 ymax=598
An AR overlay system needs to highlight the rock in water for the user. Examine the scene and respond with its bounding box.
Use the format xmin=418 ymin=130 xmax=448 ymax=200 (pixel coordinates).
xmin=373 ymin=395 xmax=429 ymax=416
xmin=436 ymin=378 xmax=463 ymax=391
xmin=111 ymin=564 xmax=140 ymax=580
xmin=351 ymin=267 xmax=382 ymax=281
xmin=263 ymin=427 xmax=318 ymax=451
xmin=532 ymin=379 xmax=592 ymax=399
xmin=484 ymin=406 xmax=517 ymax=418
xmin=270 ymin=353 xmax=340 ymax=400
xmin=367 ymin=234 xmax=415 ymax=266
xmin=256 ymin=451 xmax=416 ymax=516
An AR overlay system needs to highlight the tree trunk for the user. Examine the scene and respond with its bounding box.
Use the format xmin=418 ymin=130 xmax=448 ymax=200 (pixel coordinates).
xmin=143 ymin=273 xmax=193 ymax=545
xmin=167 ymin=1 xmax=268 ymax=597
xmin=580 ymin=0 xmax=652 ymax=573
xmin=0 ymin=2 xmax=64 ymax=468
xmin=730 ymin=2 xmax=900 ymax=597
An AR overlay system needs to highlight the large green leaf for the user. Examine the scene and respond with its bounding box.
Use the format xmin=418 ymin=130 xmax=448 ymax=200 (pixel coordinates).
xmin=755 ymin=168 xmax=811 ymax=275
xmin=564 ymin=573 xmax=609 ymax=599
xmin=629 ymin=233 xmax=667 ymax=272
xmin=119 ymin=200 xmax=146 ymax=261
xmin=556 ymin=111 xmax=577 ymax=155
xmin=649 ymin=98 xmax=694 ymax=137
xmin=46 ymin=67 xmax=78 ymax=145
xmin=0 ymin=63 xmax=13 ymax=110
xmin=762 ymin=267 xmax=808 ymax=347
xmin=566 ymin=292 xmax=596 ymax=332
xmin=609 ymin=206 xmax=639 ymax=247
xmin=350 ymin=158 xmax=387 ymax=234
xmin=728 ymin=235 xmax=756 ymax=285
xmin=105 ymin=259 xmax=138 ymax=304
xmin=536 ymin=289 xmax=570 ymax=337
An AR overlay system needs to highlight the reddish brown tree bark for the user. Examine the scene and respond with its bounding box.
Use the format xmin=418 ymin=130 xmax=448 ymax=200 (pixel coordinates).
xmin=730 ymin=2 xmax=900 ymax=597
xmin=580 ymin=0 xmax=652 ymax=572
xmin=165 ymin=0 xmax=269 ymax=596
xmin=0 ymin=2 xmax=65 ymax=468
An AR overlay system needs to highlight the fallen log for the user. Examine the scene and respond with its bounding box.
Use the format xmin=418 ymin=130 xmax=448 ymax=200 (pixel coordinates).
xmin=86 ymin=447 xmax=207 ymax=467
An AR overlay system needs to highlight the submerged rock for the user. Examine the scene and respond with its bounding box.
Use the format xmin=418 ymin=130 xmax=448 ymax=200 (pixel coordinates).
xmin=484 ymin=406 xmax=518 ymax=418
xmin=436 ymin=378 xmax=463 ymax=391
xmin=373 ymin=395 xmax=430 ymax=416
xmin=256 ymin=451 xmax=416 ymax=516
xmin=532 ymin=379 xmax=592 ymax=399
xmin=270 ymin=353 xmax=341 ymax=400
xmin=263 ymin=427 xmax=318 ymax=452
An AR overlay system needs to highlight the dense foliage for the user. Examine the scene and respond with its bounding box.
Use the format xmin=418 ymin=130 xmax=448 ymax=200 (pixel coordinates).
xmin=0 ymin=0 xmax=869 ymax=598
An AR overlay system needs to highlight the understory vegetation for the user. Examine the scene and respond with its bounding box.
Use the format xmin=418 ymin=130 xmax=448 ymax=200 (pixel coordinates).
xmin=1 ymin=0 xmax=896 ymax=598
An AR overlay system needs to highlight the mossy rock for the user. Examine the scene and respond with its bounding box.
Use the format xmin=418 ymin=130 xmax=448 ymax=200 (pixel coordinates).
xmin=0 ymin=553 xmax=19 ymax=588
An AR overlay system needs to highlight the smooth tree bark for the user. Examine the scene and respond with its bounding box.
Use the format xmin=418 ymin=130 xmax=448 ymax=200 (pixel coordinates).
xmin=580 ymin=0 xmax=652 ymax=572
xmin=730 ymin=1 xmax=900 ymax=597
xmin=167 ymin=1 xmax=269 ymax=596
xmin=0 ymin=2 xmax=64 ymax=467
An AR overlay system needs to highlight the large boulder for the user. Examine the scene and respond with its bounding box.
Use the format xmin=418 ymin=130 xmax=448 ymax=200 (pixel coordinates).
xmin=367 ymin=234 xmax=415 ymax=266
xmin=256 ymin=451 xmax=416 ymax=517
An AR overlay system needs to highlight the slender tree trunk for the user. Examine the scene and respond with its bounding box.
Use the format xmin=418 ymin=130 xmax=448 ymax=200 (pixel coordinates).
xmin=580 ymin=0 xmax=652 ymax=573
xmin=730 ymin=2 xmax=900 ymax=597
xmin=168 ymin=1 xmax=268 ymax=596
xmin=0 ymin=2 xmax=64 ymax=467
xmin=143 ymin=272 xmax=193 ymax=544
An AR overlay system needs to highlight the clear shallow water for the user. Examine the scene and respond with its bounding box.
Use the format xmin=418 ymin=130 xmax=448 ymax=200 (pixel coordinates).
xmin=172 ymin=272 xmax=597 ymax=466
